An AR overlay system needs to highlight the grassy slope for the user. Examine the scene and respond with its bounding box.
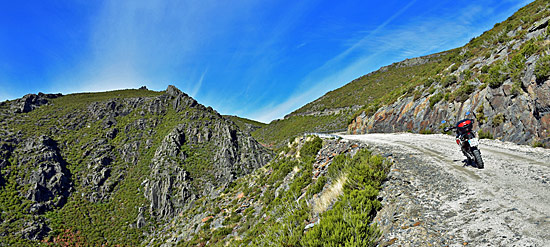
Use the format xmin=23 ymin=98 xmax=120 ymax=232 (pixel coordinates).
xmin=150 ymin=136 xmax=390 ymax=246
xmin=252 ymin=114 xmax=346 ymax=148
xmin=254 ymin=0 xmax=550 ymax=148
xmin=224 ymin=115 xmax=267 ymax=130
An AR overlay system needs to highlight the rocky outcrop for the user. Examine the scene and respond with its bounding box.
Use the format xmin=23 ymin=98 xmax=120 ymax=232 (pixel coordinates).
xmin=9 ymin=92 xmax=61 ymax=114
xmin=144 ymin=87 xmax=272 ymax=219
xmin=19 ymin=136 xmax=72 ymax=214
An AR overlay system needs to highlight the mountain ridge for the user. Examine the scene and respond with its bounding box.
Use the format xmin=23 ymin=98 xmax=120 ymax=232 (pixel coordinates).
xmin=0 ymin=85 xmax=272 ymax=245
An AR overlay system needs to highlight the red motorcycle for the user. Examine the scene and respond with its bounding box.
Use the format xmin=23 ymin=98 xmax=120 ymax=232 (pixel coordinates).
xmin=443 ymin=118 xmax=484 ymax=169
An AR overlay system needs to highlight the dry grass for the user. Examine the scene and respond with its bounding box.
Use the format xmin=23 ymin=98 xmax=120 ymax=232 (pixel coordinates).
xmin=312 ymin=174 xmax=347 ymax=215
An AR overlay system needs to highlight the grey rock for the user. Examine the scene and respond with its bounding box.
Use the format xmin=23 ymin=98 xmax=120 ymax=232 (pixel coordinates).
xmin=20 ymin=136 xmax=71 ymax=210
xmin=10 ymin=93 xmax=61 ymax=114
xmin=143 ymin=89 xmax=272 ymax=219
xmin=18 ymin=219 xmax=50 ymax=241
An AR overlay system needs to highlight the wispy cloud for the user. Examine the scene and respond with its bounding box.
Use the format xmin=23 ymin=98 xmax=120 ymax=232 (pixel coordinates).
xmin=190 ymin=69 xmax=207 ymax=98
xmin=50 ymin=0 xmax=261 ymax=95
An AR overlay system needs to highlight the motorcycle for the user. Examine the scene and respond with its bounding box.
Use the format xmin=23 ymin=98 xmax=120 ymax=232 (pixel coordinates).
xmin=442 ymin=112 xmax=484 ymax=169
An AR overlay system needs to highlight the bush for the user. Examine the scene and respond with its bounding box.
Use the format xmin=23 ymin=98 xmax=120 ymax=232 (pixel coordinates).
xmin=534 ymin=55 xmax=550 ymax=83
xmin=476 ymin=105 xmax=487 ymax=124
xmin=307 ymin=176 xmax=327 ymax=196
xmin=301 ymin=136 xmax=323 ymax=158
xmin=532 ymin=141 xmax=545 ymax=148
xmin=212 ymin=227 xmax=233 ymax=239
xmin=481 ymin=65 xmax=490 ymax=74
xmin=450 ymin=64 xmax=459 ymax=72
xmin=519 ymin=40 xmax=537 ymax=58
xmin=429 ymin=93 xmax=444 ymax=109
xmin=488 ymin=60 xmax=508 ymax=88
xmin=478 ymin=129 xmax=494 ymax=139
xmin=423 ymin=78 xmax=434 ymax=87
xmin=419 ymin=129 xmax=434 ymax=134
xmin=301 ymin=150 xmax=387 ymax=247
xmin=449 ymin=83 xmax=475 ymax=103
xmin=442 ymin=75 xmax=458 ymax=87
xmin=492 ymin=114 xmax=505 ymax=127
xmin=462 ymin=69 xmax=473 ymax=81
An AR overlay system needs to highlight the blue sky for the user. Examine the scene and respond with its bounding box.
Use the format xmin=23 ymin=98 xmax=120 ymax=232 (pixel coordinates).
xmin=0 ymin=0 xmax=533 ymax=122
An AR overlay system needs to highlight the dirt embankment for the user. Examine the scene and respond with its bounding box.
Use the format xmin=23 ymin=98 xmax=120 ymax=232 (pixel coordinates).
xmin=340 ymin=133 xmax=550 ymax=246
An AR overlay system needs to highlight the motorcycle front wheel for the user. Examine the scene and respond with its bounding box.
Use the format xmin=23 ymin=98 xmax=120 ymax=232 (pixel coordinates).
xmin=473 ymin=149 xmax=484 ymax=169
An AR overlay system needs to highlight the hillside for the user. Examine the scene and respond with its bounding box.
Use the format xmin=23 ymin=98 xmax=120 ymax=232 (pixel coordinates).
xmin=255 ymin=0 xmax=550 ymax=148
xmin=0 ymin=86 xmax=271 ymax=245
xmin=349 ymin=0 xmax=550 ymax=147
xmin=143 ymin=135 xmax=390 ymax=246
xmin=223 ymin=115 xmax=266 ymax=135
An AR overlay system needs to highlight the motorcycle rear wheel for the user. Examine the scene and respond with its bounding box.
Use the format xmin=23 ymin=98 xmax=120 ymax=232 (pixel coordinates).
xmin=473 ymin=149 xmax=484 ymax=169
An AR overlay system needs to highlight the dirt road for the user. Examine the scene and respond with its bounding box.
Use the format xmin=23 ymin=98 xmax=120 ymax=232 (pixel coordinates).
xmin=340 ymin=133 xmax=550 ymax=246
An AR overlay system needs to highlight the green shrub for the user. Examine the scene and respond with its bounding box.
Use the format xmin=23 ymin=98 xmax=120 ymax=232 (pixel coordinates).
xmin=476 ymin=105 xmax=487 ymax=124
xmin=462 ymin=70 xmax=473 ymax=81
xmin=328 ymin=154 xmax=348 ymax=179
xmin=301 ymin=136 xmax=323 ymax=158
xmin=532 ymin=141 xmax=545 ymax=148
xmin=442 ymin=75 xmax=458 ymax=87
xmin=481 ymin=65 xmax=490 ymax=74
xmin=449 ymin=83 xmax=475 ymax=102
xmin=301 ymin=150 xmax=387 ymax=247
xmin=479 ymin=82 xmax=488 ymax=90
xmin=488 ymin=60 xmax=508 ymax=88
xmin=429 ymin=93 xmax=444 ymax=109
xmin=519 ymin=40 xmax=538 ymax=58
xmin=212 ymin=227 xmax=233 ymax=239
xmin=492 ymin=114 xmax=505 ymax=127
xmin=444 ymin=92 xmax=450 ymax=101
xmin=423 ymin=78 xmax=434 ymax=87
xmin=478 ymin=129 xmax=494 ymax=139
xmin=450 ymin=64 xmax=459 ymax=72
xmin=419 ymin=129 xmax=434 ymax=134
xmin=534 ymin=55 xmax=550 ymax=83
xmin=307 ymin=176 xmax=327 ymax=196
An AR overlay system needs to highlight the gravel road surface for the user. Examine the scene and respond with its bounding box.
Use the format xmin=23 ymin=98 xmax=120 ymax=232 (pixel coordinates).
xmin=340 ymin=133 xmax=550 ymax=247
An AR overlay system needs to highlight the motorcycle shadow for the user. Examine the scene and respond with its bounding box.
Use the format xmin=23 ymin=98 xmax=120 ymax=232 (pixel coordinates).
xmin=462 ymin=159 xmax=478 ymax=168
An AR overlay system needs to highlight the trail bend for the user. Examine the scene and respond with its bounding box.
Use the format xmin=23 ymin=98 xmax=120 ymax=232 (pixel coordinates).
xmin=340 ymin=133 xmax=550 ymax=246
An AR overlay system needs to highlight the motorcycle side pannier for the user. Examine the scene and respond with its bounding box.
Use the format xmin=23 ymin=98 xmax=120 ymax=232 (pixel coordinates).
xmin=456 ymin=119 xmax=473 ymax=134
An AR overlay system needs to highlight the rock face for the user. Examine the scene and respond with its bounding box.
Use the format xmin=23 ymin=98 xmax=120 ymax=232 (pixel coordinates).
xmin=143 ymin=86 xmax=272 ymax=219
xmin=9 ymin=93 xmax=61 ymax=114
xmin=349 ymin=19 xmax=550 ymax=147
xmin=0 ymin=135 xmax=72 ymax=240
xmin=20 ymin=136 xmax=72 ymax=214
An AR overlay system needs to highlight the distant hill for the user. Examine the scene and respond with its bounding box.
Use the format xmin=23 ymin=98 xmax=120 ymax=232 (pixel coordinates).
xmin=223 ymin=115 xmax=266 ymax=134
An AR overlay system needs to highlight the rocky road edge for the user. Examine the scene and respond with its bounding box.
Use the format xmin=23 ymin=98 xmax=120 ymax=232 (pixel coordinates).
xmin=341 ymin=133 xmax=550 ymax=247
